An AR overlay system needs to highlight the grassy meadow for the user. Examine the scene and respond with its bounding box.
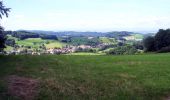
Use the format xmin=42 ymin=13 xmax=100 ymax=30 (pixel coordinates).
xmin=17 ymin=38 xmax=66 ymax=49
xmin=1 ymin=53 xmax=170 ymax=100
xmin=6 ymin=35 xmax=67 ymax=52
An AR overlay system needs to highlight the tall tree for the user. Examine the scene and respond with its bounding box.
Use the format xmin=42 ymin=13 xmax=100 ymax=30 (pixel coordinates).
xmin=0 ymin=1 xmax=10 ymax=52
xmin=0 ymin=26 xmax=5 ymax=51
xmin=143 ymin=29 xmax=170 ymax=52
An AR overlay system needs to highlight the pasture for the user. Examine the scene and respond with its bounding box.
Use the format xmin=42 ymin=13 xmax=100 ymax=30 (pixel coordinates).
xmin=0 ymin=53 xmax=170 ymax=100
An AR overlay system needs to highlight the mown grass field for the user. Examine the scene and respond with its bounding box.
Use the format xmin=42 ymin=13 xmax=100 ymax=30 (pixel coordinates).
xmin=1 ymin=53 xmax=170 ymax=100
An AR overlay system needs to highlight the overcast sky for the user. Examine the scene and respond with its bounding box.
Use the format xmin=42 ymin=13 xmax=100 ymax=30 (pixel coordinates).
xmin=1 ymin=0 xmax=170 ymax=32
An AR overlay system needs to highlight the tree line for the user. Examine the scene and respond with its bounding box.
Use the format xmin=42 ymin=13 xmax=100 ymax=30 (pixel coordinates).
xmin=5 ymin=31 xmax=58 ymax=40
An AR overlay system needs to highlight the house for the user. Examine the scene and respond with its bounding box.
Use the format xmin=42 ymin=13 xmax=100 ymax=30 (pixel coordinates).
xmin=46 ymin=49 xmax=55 ymax=54
xmin=79 ymin=45 xmax=92 ymax=49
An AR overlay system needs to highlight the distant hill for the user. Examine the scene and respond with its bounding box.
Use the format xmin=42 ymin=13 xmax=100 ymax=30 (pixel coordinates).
xmin=105 ymin=31 xmax=136 ymax=38
xmin=19 ymin=30 xmax=141 ymax=37
xmin=25 ymin=30 xmax=105 ymax=37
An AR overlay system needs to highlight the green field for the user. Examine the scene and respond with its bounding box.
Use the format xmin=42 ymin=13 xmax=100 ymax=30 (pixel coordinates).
xmin=99 ymin=37 xmax=116 ymax=44
xmin=18 ymin=38 xmax=66 ymax=48
xmin=7 ymin=35 xmax=67 ymax=50
xmin=1 ymin=53 xmax=170 ymax=100
xmin=132 ymin=34 xmax=144 ymax=40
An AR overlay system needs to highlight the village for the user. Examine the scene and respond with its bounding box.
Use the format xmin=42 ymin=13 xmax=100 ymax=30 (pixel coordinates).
xmin=4 ymin=43 xmax=114 ymax=55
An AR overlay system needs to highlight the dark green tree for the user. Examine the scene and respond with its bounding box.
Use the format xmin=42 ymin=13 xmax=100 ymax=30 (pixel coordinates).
xmin=0 ymin=26 xmax=6 ymax=51
xmin=155 ymin=29 xmax=170 ymax=50
xmin=143 ymin=36 xmax=155 ymax=52
xmin=143 ymin=29 xmax=170 ymax=52
xmin=0 ymin=1 xmax=10 ymax=51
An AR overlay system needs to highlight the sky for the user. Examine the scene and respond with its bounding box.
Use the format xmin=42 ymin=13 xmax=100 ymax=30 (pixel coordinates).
xmin=1 ymin=0 xmax=170 ymax=32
